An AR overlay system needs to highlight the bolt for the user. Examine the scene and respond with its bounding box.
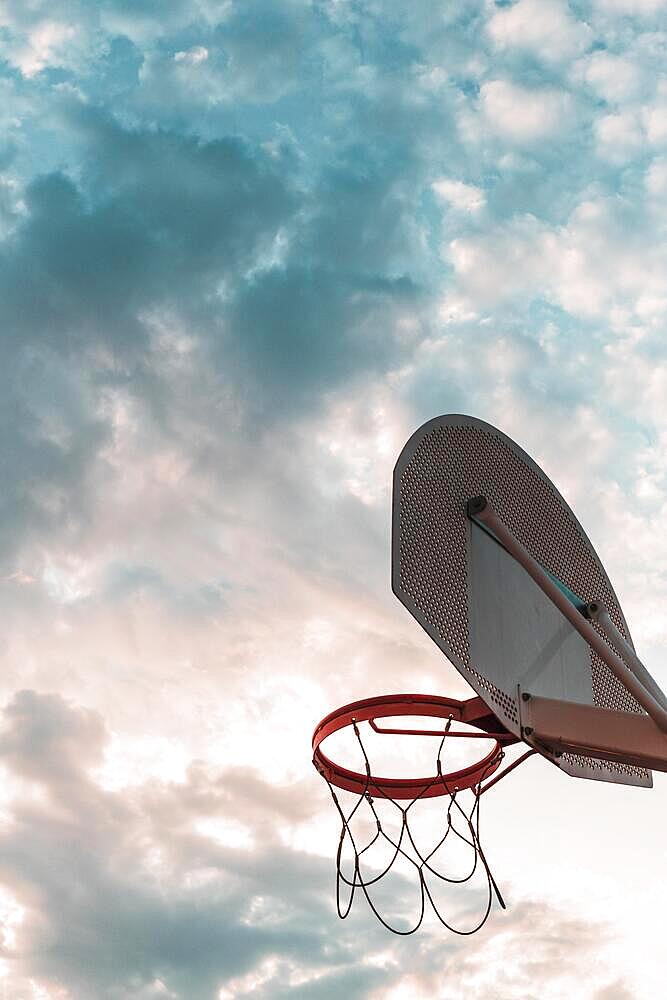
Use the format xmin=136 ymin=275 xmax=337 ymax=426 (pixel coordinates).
xmin=521 ymin=692 xmax=531 ymax=702
xmin=467 ymin=495 xmax=487 ymax=516
xmin=524 ymin=726 xmax=534 ymax=737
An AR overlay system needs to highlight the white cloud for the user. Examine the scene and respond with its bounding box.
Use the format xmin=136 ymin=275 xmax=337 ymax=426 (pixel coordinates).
xmin=138 ymin=4 xmax=306 ymax=107
xmin=432 ymin=178 xmax=486 ymax=213
xmin=98 ymin=0 xmax=226 ymax=45
xmin=576 ymin=51 xmax=644 ymax=103
xmin=479 ymin=80 xmax=573 ymax=143
xmin=446 ymin=214 xmax=548 ymax=307
xmin=487 ymin=0 xmax=591 ymax=63
xmin=594 ymin=0 xmax=666 ymax=14
xmin=41 ymin=559 xmax=96 ymax=605
xmin=643 ymin=84 xmax=667 ymax=144
xmin=579 ymin=80 xmax=667 ymax=160
xmin=9 ymin=19 xmax=75 ymax=77
xmin=174 ymin=46 xmax=209 ymax=65
xmin=546 ymin=198 xmax=664 ymax=320
xmin=646 ymin=157 xmax=667 ymax=196
xmin=595 ymin=110 xmax=644 ymax=162
xmin=367 ymin=900 xmax=642 ymax=1000
xmin=444 ymin=194 xmax=667 ymax=325
xmin=313 ymin=388 xmax=409 ymax=506
xmin=0 ymin=173 xmax=27 ymax=238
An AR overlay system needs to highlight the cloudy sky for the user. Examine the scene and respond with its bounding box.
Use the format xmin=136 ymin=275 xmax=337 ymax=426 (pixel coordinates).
xmin=0 ymin=0 xmax=666 ymax=996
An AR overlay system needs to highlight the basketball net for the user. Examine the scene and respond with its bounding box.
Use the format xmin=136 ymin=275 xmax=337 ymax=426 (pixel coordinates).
xmin=313 ymin=695 xmax=534 ymax=934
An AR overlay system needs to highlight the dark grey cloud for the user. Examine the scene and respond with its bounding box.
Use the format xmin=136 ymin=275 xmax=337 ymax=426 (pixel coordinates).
xmin=0 ymin=690 xmax=394 ymax=998
xmin=0 ymin=688 xmax=106 ymax=781
xmin=0 ymin=341 xmax=107 ymax=567
xmin=2 ymin=109 xmax=298 ymax=353
xmin=2 ymin=172 xmax=155 ymax=352
xmin=0 ymin=88 xmax=434 ymax=568
xmin=0 ymin=109 xmax=297 ymax=561
xmin=228 ymin=266 xmax=417 ymax=416
xmin=595 ymin=983 xmax=639 ymax=1000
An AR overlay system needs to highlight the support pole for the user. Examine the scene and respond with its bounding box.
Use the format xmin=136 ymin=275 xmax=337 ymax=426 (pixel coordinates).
xmin=586 ymin=601 xmax=667 ymax=713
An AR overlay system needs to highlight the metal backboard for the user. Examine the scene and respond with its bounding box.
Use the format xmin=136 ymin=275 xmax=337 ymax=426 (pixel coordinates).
xmin=392 ymin=414 xmax=651 ymax=787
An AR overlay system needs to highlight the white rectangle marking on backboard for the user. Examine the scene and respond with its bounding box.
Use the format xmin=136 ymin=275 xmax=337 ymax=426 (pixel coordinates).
xmin=468 ymin=521 xmax=593 ymax=707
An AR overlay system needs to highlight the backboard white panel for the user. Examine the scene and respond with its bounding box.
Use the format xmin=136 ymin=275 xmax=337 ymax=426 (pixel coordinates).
xmin=468 ymin=521 xmax=592 ymax=730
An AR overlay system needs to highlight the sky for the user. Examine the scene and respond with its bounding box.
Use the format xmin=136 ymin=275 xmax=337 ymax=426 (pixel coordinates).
xmin=0 ymin=0 xmax=666 ymax=997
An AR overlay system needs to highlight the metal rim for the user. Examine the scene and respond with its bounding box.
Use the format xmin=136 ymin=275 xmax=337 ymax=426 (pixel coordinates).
xmin=312 ymin=693 xmax=505 ymax=799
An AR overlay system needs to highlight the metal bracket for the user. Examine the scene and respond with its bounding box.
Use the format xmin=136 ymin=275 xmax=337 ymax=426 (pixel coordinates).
xmin=517 ymin=689 xmax=667 ymax=773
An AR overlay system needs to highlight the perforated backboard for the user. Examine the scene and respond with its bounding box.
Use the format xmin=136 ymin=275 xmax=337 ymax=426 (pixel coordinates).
xmin=392 ymin=414 xmax=651 ymax=787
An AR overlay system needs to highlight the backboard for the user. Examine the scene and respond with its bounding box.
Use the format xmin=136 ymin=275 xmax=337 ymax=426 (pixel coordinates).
xmin=392 ymin=413 xmax=651 ymax=787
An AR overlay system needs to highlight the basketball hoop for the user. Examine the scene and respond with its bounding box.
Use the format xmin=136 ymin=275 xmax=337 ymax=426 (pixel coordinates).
xmin=313 ymin=693 xmax=532 ymax=935
xmin=312 ymin=413 xmax=667 ymax=935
